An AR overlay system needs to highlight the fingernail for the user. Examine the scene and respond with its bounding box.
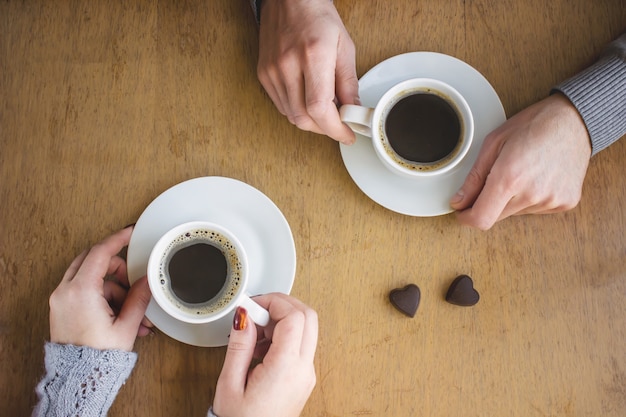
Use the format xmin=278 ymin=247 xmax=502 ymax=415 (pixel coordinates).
xmin=450 ymin=190 xmax=464 ymax=204
xmin=233 ymin=307 xmax=248 ymax=331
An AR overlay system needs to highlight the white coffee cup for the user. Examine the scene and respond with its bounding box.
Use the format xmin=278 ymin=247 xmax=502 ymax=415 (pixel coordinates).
xmin=340 ymin=78 xmax=474 ymax=178
xmin=147 ymin=221 xmax=270 ymax=326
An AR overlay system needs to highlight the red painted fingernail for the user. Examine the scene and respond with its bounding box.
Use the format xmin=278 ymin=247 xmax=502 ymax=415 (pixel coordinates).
xmin=233 ymin=307 xmax=248 ymax=331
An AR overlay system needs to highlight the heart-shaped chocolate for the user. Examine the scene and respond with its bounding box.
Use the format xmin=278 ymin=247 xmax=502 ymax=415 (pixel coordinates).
xmin=389 ymin=284 xmax=421 ymax=317
xmin=445 ymin=275 xmax=480 ymax=306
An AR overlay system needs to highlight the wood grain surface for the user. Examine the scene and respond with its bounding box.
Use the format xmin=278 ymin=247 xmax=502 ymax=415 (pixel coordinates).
xmin=1 ymin=1 xmax=625 ymax=416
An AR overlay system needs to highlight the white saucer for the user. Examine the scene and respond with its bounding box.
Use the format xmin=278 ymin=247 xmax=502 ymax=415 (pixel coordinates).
xmin=127 ymin=177 xmax=296 ymax=347
xmin=340 ymin=52 xmax=506 ymax=216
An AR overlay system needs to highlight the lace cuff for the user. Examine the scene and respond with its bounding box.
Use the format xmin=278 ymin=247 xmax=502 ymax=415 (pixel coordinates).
xmin=33 ymin=342 xmax=137 ymax=417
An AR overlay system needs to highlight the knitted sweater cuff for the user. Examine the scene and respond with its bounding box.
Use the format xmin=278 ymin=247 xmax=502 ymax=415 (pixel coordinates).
xmin=553 ymin=47 xmax=626 ymax=156
xmin=33 ymin=342 xmax=137 ymax=417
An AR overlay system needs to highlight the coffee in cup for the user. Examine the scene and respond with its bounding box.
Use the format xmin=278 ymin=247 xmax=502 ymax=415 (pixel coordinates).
xmin=340 ymin=78 xmax=474 ymax=178
xmin=147 ymin=221 xmax=269 ymax=326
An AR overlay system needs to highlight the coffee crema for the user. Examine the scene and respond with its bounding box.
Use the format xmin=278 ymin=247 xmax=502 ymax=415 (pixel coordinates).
xmin=381 ymin=89 xmax=463 ymax=171
xmin=157 ymin=228 xmax=243 ymax=316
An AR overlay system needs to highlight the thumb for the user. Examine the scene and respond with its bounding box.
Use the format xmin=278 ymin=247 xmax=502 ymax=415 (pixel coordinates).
xmin=116 ymin=276 xmax=152 ymax=335
xmin=218 ymin=307 xmax=257 ymax=394
xmin=450 ymin=134 xmax=501 ymax=210
xmin=334 ymin=49 xmax=359 ymax=145
xmin=450 ymin=167 xmax=485 ymax=210
xmin=334 ymin=40 xmax=359 ymax=107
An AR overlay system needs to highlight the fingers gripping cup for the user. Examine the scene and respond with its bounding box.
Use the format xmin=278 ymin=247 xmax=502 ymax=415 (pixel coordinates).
xmin=340 ymin=78 xmax=474 ymax=178
xmin=147 ymin=221 xmax=270 ymax=326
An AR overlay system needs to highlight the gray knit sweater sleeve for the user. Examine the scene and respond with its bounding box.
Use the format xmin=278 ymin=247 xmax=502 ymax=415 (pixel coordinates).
xmin=553 ymin=33 xmax=626 ymax=155
xmin=32 ymin=342 xmax=137 ymax=417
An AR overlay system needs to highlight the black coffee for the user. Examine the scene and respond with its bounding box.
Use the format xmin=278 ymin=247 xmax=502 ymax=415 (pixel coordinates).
xmin=168 ymin=243 xmax=227 ymax=304
xmin=385 ymin=92 xmax=461 ymax=163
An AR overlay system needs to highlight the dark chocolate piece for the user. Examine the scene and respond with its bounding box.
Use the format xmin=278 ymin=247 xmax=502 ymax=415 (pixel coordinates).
xmin=389 ymin=284 xmax=421 ymax=317
xmin=445 ymin=275 xmax=480 ymax=306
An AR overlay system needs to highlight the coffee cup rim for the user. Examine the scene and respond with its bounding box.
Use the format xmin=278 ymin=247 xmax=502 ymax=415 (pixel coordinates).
xmin=147 ymin=220 xmax=249 ymax=324
xmin=371 ymin=77 xmax=474 ymax=178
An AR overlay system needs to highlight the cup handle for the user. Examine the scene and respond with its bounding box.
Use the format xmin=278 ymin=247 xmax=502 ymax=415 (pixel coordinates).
xmin=238 ymin=294 xmax=270 ymax=327
xmin=339 ymin=104 xmax=375 ymax=137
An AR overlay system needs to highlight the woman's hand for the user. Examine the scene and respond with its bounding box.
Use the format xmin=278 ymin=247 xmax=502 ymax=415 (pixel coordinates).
xmin=48 ymin=226 xmax=153 ymax=351
xmin=213 ymin=293 xmax=318 ymax=417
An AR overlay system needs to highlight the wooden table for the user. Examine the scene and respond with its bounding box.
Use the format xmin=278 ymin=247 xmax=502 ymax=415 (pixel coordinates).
xmin=2 ymin=1 xmax=625 ymax=415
